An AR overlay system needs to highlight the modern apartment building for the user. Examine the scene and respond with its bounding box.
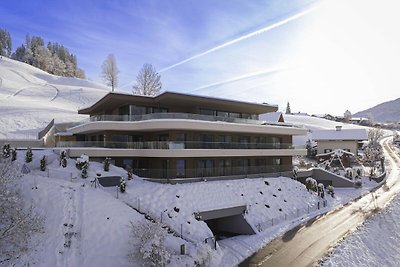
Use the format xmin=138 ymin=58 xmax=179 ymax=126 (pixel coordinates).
xmin=56 ymin=91 xmax=307 ymax=179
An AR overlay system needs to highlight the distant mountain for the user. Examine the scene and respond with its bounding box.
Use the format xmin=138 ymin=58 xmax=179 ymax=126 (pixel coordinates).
xmin=354 ymin=97 xmax=400 ymax=123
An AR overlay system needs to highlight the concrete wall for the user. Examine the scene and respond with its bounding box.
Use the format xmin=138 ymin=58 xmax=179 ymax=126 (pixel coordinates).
xmin=317 ymin=140 xmax=358 ymax=155
xmin=297 ymin=168 xmax=355 ymax=187
xmin=0 ymin=139 xmax=44 ymax=148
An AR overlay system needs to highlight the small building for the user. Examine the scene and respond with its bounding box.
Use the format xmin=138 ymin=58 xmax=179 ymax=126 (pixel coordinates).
xmin=312 ymin=126 xmax=368 ymax=155
xmin=259 ymin=112 xmax=284 ymax=123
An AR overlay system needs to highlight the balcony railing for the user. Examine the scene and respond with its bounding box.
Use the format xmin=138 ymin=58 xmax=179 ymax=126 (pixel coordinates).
xmin=73 ymin=113 xmax=298 ymax=128
xmin=132 ymin=164 xmax=293 ymax=179
xmin=56 ymin=141 xmax=304 ymax=150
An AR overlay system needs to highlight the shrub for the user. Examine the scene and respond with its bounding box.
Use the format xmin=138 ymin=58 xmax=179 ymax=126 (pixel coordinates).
xmin=25 ymin=147 xmax=33 ymax=163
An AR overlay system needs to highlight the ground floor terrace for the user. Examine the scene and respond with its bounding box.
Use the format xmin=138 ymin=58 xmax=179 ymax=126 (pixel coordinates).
xmin=89 ymin=156 xmax=293 ymax=179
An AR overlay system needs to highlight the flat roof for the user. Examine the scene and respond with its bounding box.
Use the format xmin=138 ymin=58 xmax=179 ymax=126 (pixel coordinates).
xmin=78 ymin=91 xmax=278 ymax=115
xmin=312 ymin=129 xmax=368 ymax=141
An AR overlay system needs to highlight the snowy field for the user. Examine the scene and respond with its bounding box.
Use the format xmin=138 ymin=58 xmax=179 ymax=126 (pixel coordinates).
xmin=0 ymin=57 xmax=108 ymax=139
xmin=1 ymin=148 xmax=383 ymax=267
xmin=320 ymin=196 xmax=400 ymax=267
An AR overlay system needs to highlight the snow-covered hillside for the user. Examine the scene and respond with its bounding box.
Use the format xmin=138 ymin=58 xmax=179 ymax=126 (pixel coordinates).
xmin=0 ymin=57 xmax=108 ymax=139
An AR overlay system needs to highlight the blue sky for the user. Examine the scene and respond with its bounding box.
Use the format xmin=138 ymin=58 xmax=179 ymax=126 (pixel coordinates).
xmin=2 ymin=0 xmax=400 ymax=116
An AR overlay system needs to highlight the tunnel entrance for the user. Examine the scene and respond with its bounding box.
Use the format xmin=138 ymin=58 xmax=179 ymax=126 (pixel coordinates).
xmin=199 ymin=205 xmax=255 ymax=240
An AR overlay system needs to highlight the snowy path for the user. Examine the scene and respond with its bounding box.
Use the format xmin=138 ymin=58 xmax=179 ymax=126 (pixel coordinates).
xmin=57 ymin=184 xmax=83 ymax=267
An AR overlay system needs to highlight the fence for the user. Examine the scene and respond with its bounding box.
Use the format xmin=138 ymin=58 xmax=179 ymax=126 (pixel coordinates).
xmin=254 ymin=199 xmax=328 ymax=232
xmin=34 ymin=167 xmax=79 ymax=182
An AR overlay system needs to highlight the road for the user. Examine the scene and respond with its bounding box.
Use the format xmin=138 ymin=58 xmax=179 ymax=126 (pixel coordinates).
xmin=241 ymin=136 xmax=400 ymax=267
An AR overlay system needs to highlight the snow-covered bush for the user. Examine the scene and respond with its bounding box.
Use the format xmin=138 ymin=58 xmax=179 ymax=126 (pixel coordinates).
xmin=75 ymin=154 xmax=89 ymax=170
xmin=193 ymin=243 xmax=213 ymax=267
xmin=40 ymin=156 xmax=46 ymax=171
xmin=119 ymin=177 xmax=126 ymax=193
xmin=2 ymin=143 xmax=10 ymax=158
xmin=59 ymin=150 xmax=67 ymax=168
xmin=25 ymin=147 xmax=33 ymax=163
xmin=0 ymin=158 xmax=43 ymax=264
xmin=103 ymin=157 xmax=111 ymax=172
xmin=76 ymin=154 xmax=89 ymax=178
xmin=305 ymin=177 xmax=317 ymax=192
xmin=129 ymin=221 xmax=171 ymax=267
xmin=127 ymin=169 xmax=133 ymax=180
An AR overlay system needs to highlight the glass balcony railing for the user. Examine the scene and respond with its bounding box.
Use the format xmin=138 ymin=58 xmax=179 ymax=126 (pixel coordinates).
xmin=131 ymin=164 xmax=293 ymax=179
xmin=56 ymin=141 xmax=305 ymax=149
xmin=74 ymin=113 xmax=297 ymax=127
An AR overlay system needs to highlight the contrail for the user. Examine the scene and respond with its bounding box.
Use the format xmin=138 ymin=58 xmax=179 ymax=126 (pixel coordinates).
xmin=187 ymin=67 xmax=285 ymax=93
xmin=159 ymin=6 xmax=316 ymax=73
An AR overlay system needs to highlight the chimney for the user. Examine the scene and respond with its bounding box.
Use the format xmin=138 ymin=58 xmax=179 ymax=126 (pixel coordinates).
xmin=335 ymin=126 xmax=342 ymax=131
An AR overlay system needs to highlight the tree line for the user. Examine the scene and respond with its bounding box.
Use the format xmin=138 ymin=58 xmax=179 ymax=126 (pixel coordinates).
xmin=0 ymin=28 xmax=85 ymax=78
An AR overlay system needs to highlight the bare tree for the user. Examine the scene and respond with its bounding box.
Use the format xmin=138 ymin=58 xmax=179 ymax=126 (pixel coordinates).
xmin=101 ymin=54 xmax=119 ymax=91
xmin=0 ymin=158 xmax=43 ymax=264
xmin=368 ymin=127 xmax=384 ymax=146
xmin=132 ymin=63 xmax=162 ymax=96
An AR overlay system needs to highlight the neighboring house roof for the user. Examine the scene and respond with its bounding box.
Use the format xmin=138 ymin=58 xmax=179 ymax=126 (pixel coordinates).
xmin=316 ymin=149 xmax=355 ymax=157
xmin=259 ymin=112 xmax=284 ymax=123
xmin=312 ymin=128 xmax=368 ymax=141
xmin=78 ymin=91 xmax=278 ymax=115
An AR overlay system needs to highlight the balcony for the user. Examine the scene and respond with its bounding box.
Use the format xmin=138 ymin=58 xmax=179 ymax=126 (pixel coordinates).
xmin=80 ymin=113 xmax=296 ymax=127
xmin=56 ymin=140 xmax=303 ymax=150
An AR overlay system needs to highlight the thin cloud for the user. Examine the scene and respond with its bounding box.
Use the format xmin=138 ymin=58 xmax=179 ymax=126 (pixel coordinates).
xmin=187 ymin=67 xmax=286 ymax=93
xmin=158 ymin=6 xmax=317 ymax=73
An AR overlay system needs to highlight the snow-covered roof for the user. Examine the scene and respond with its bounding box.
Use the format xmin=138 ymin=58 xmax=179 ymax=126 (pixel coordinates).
xmin=259 ymin=112 xmax=284 ymax=123
xmin=312 ymin=129 xmax=368 ymax=141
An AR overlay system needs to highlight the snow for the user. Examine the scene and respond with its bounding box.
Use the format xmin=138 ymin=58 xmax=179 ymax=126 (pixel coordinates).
xmin=259 ymin=112 xmax=283 ymax=123
xmin=0 ymin=57 xmax=109 ymax=139
xmin=320 ymin=196 xmax=400 ymax=267
xmin=312 ymin=129 xmax=368 ymax=141
xmin=3 ymin=147 xmax=383 ymax=267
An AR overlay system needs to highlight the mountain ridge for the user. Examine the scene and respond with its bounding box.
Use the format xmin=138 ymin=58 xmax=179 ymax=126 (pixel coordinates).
xmin=354 ymin=97 xmax=400 ymax=123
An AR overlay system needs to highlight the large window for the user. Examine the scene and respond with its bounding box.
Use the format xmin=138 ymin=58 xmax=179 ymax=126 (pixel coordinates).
xmin=176 ymin=160 xmax=186 ymax=178
xmin=197 ymin=159 xmax=214 ymax=176
xmin=271 ymin=136 xmax=281 ymax=149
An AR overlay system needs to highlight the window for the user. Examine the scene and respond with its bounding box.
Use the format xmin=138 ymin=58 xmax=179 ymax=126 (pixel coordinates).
xmin=273 ymin=158 xmax=281 ymax=165
xmin=176 ymin=133 xmax=185 ymax=142
xmin=118 ymin=105 xmax=129 ymax=115
xmin=200 ymin=109 xmax=216 ymax=116
xmin=229 ymin=112 xmax=241 ymax=118
xmin=197 ymin=159 xmax=214 ymax=176
xmin=237 ymin=159 xmax=250 ymax=174
xmin=129 ymin=105 xmax=147 ymax=115
xmin=176 ymin=160 xmax=185 ymax=178
xmin=324 ymin=149 xmax=333 ymax=153
xmin=217 ymin=111 xmax=229 ymax=117
xmin=271 ymin=136 xmax=281 ymax=149
xmin=254 ymin=136 xmax=266 ymax=144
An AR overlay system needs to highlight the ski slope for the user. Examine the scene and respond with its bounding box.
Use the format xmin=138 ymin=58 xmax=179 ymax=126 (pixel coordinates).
xmin=0 ymin=57 xmax=109 ymax=139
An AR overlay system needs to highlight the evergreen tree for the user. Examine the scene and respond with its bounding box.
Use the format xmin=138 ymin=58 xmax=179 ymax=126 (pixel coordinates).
xmin=25 ymin=147 xmax=33 ymax=163
xmin=40 ymin=156 xmax=46 ymax=171
xmin=0 ymin=29 xmax=12 ymax=57
xmin=2 ymin=144 xmax=10 ymax=158
xmin=285 ymin=102 xmax=291 ymax=114
xmin=11 ymin=148 xmax=17 ymax=161
xmin=103 ymin=157 xmax=111 ymax=172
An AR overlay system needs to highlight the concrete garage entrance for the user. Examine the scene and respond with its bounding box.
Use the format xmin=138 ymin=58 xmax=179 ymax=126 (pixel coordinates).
xmin=199 ymin=205 xmax=255 ymax=240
